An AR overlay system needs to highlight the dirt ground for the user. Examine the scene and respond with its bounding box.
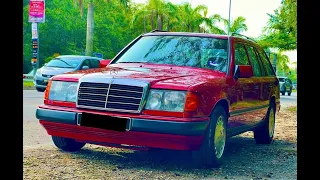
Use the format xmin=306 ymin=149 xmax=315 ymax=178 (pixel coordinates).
xmin=23 ymin=107 xmax=297 ymax=180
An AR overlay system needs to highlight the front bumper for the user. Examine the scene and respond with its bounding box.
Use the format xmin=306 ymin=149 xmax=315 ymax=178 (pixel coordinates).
xmin=36 ymin=107 xmax=209 ymax=150
xmin=33 ymin=75 xmax=50 ymax=88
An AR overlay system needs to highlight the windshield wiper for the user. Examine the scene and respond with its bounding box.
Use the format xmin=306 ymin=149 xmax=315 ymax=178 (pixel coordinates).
xmin=55 ymin=58 xmax=74 ymax=67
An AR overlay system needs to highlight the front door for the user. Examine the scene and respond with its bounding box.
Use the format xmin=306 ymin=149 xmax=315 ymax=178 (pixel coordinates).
xmin=228 ymin=42 xmax=262 ymax=134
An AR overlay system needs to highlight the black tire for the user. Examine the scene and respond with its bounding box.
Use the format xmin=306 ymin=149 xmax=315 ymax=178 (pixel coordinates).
xmin=254 ymin=102 xmax=275 ymax=144
xmin=281 ymin=92 xmax=285 ymax=96
xmin=36 ymin=87 xmax=46 ymax=92
xmin=288 ymin=92 xmax=291 ymax=96
xmin=192 ymin=106 xmax=227 ymax=168
xmin=52 ymin=136 xmax=86 ymax=152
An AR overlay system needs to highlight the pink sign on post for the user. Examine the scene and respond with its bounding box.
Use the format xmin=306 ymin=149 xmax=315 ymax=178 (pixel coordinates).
xmin=28 ymin=0 xmax=45 ymax=23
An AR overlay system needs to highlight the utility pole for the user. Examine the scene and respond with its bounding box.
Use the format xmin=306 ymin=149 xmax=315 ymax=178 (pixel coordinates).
xmin=228 ymin=0 xmax=232 ymax=35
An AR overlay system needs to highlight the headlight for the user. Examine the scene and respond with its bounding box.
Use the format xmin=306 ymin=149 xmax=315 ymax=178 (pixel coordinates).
xmin=36 ymin=69 xmax=41 ymax=76
xmin=145 ymin=90 xmax=186 ymax=112
xmin=48 ymin=81 xmax=78 ymax=102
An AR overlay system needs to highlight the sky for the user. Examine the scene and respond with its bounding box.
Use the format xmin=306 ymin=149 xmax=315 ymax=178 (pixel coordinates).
xmin=132 ymin=0 xmax=297 ymax=66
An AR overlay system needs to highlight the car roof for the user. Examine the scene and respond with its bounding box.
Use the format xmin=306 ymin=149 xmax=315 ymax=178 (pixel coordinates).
xmin=56 ymin=55 xmax=102 ymax=60
xmin=143 ymin=32 xmax=229 ymax=39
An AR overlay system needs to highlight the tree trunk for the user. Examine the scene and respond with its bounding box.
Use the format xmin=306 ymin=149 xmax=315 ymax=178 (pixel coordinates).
xmin=157 ymin=15 xmax=162 ymax=30
xmin=86 ymin=1 xmax=94 ymax=56
xmin=144 ymin=15 xmax=146 ymax=33
xmin=151 ymin=10 xmax=155 ymax=30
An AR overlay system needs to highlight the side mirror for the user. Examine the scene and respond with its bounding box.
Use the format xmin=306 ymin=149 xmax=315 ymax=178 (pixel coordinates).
xmin=82 ymin=65 xmax=89 ymax=70
xmin=233 ymin=65 xmax=253 ymax=80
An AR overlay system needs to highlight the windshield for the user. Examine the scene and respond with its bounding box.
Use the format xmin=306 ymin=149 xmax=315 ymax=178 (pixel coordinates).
xmin=46 ymin=57 xmax=82 ymax=68
xmin=114 ymin=35 xmax=229 ymax=73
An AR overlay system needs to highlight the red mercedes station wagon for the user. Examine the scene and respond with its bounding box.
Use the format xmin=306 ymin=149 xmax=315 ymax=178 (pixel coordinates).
xmin=36 ymin=31 xmax=280 ymax=167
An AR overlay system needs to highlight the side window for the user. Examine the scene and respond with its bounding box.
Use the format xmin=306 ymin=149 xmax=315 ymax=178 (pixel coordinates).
xmin=81 ymin=59 xmax=91 ymax=69
xmin=257 ymin=49 xmax=276 ymax=76
xmin=247 ymin=46 xmax=263 ymax=77
xmin=90 ymin=59 xmax=100 ymax=68
xmin=234 ymin=43 xmax=250 ymax=65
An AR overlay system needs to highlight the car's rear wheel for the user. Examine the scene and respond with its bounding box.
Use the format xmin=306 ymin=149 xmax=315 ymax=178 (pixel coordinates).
xmin=36 ymin=87 xmax=46 ymax=92
xmin=52 ymin=136 xmax=86 ymax=152
xmin=253 ymin=102 xmax=275 ymax=144
xmin=192 ymin=106 xmax=227 ymax=168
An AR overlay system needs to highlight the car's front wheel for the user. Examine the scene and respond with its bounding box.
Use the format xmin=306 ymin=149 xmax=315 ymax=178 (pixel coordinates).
xmin=253 ymin=102 xmax=275 ymax=144
xmin=52 ymin=136 xmax=86 ymax=152
xmin=36 ymin=87 xmax=46 ymax=92
xmin=192 ymin=105 xmax=227 ymax=168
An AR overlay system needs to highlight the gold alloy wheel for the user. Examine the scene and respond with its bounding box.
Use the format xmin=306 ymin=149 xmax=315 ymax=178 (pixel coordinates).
xmin=268 ymin=108 xmax=275 ymax=138
xmin=214 ymin=116 xmax=226 ymax=159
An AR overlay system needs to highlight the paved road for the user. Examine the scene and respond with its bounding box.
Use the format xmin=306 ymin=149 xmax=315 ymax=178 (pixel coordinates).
xmin=23 ymin=90 xmax=297 ymax=147
xmin=280 ymin=92 xmax=297 ymax=108
xmin=23 ymin=90 xmax=53 ymax=147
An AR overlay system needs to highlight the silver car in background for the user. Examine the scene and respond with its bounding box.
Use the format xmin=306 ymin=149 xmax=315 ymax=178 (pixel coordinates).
xmin=34 ymin=55 xmax=102 ymax=92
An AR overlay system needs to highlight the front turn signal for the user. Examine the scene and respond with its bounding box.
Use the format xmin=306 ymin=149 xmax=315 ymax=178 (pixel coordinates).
xmin=44 ymin=80 xmax=52 ymax=101
xmin=184 ymin=92 xmax=199 ymax=112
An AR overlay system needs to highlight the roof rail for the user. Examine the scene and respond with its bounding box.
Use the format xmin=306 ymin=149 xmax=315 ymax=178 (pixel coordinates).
xmin=231 ymin=33 xmax=257 ymax=43
xmin=149 ymin=29 xmax=168 ymax=33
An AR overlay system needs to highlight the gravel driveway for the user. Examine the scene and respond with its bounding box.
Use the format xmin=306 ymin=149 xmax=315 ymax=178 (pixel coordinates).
xmin=23 ymin=107 xmax=297 ymax=180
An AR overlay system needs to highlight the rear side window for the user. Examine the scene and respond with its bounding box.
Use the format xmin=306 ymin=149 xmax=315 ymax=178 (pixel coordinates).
xmin=234 ymin=44 xmax=250 ymax=65
xmin=90 ymin=59 xmax=100 ymax=68
xmin=257 ymin=49 xmax=275 ymax=76
xmin=247 ymin=46 xmax=263 ymax=77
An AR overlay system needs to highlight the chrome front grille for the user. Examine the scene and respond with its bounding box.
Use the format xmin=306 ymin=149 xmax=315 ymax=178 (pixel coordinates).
xmin=77 ymin=81 xmax=146 ymax=113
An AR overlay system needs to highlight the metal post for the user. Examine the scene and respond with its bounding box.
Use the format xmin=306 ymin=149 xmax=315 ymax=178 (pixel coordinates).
xmin=228 ymin=0 xmax=232 ymax=35
xmin=31 ymin=23 xmax=39 ymax=76
xmin=36 ymin=23 xmax=39 ymax=71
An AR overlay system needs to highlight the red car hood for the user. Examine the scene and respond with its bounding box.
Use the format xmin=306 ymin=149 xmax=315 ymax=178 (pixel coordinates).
xmin=53 ymin=63 xmax=226 ymax=90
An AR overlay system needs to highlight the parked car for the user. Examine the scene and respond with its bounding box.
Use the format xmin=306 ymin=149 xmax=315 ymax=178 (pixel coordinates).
xmin=292 ymin=83 xmax=297 ymax=90
xmin=277 ymin=76 xmax=293 ymax=96
xmin=36 ymin=31 xmax=280 ymax=167
xmin=23 ymin=69 xmax=34 ymax=82
xmin=33 ymin=55 xmax=103 ymax=92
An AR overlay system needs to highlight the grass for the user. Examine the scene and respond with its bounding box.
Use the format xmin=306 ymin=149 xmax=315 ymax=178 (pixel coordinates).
xmin=287 ymin=106 xmax=297 ymax=112
xmin=23 ymin=81 xmax=35 ymax=90
xmin=292 ymin=89 xmax=297 ymax=92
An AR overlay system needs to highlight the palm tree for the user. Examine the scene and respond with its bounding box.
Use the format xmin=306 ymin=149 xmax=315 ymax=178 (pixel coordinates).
xmin=276 ymin=52 xmax=290 ymax=76
xmin=74 ymin=0 xmax=128 ymax=56
xmin=132 ymin=0 xmax=178 ymax=32
xmin=178 ymin=3 xmax=211 ymax=32
xmin=209 ymin=16 xmax=248 ymax=35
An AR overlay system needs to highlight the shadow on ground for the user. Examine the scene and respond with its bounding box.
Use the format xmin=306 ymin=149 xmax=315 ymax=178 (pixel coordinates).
xmin=24 ymin=135 xmax=296 ymax=179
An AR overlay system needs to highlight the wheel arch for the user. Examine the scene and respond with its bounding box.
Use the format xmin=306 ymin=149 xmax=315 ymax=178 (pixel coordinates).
xmin=210 ymin=98 xmax=230 ymax=121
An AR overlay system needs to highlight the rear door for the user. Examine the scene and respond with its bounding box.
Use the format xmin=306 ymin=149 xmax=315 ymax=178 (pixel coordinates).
xmin=246 ymin=44 xmax=269 ymax=121
xmin=256 ymin=47 xmax=280 ymax=112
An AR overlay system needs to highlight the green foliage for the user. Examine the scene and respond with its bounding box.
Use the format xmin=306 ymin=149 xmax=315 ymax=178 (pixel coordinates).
xmin=258 ymin=0 xmax=297 ymax=50
xmin=23 ymin=0 xmax=295 ymax=74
